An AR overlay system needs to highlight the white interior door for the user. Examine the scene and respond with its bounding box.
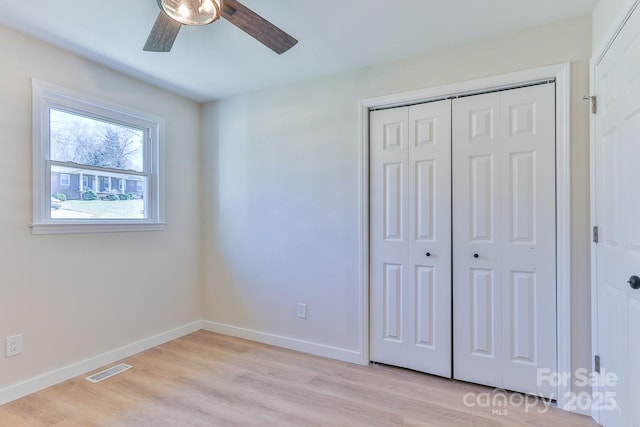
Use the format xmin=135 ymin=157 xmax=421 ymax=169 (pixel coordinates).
xmin=452 ymin=83 xmax=557 ymax=398
xmin=370 ymin=100 xmax=452 ymax=377
xmin=594 ymin=5 xmax=640 ymax=426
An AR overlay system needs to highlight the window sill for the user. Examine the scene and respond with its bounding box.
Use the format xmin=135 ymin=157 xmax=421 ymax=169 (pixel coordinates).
xmin=31 ymin=222 xmax=167 ymax=235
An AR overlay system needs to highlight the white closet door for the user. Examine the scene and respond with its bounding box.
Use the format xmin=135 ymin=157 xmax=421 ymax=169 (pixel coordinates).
xmin=407 ymin=102 xmax=452 ymax=376
xmin=452 ymin=84 xmax=557 ymax=398
xmin=371 ymin=106 xmax=410 ymax=369
xmin=452 ymin=91 xmax=503 ymax=389
xmin=370 ymin=100 xmax=452 ymax=377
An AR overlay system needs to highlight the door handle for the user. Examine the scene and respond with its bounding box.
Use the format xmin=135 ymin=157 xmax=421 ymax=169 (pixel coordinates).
xmin=426 ymin=252 xmax=431 ymax=257
xmin=473 ymin=253 xmax=479 ymax=259
xmin=628 ymin=276 xmax=640 ymax=290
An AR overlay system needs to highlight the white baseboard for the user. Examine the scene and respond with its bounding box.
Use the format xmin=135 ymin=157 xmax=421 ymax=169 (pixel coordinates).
xmin=0 ymin=321 xmax=202 ymax=405
xmin=202 ymin=321 xmax=363 ymax=365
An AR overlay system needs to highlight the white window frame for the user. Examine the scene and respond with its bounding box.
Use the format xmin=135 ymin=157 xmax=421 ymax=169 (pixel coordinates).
xmin=32 ymin=79 xmax=166 ymax=234
xmin=59 ymin=173 xmax=71 ymax=187
xmin=102 ymin=176 xmax=112 ymax=193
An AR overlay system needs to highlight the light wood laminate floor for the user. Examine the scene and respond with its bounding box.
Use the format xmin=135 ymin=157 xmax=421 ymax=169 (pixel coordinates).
xmin=0 ymin=331 xmax=600 ymax=426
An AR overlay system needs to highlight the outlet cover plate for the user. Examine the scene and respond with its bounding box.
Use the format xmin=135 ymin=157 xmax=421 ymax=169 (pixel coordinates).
xmin=297 ymin=303 xmax=307 ymax=319
xmin=6 ymin=335 xmax=23 ymax=357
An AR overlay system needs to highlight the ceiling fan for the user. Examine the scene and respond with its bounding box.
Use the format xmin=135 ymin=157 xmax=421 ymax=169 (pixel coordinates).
xmin=143 ymin=0 xmax=298 ymax=54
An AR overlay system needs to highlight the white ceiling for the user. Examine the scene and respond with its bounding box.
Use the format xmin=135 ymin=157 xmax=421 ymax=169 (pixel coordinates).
xmin=0 ymin=0 xmax=598 ymax=102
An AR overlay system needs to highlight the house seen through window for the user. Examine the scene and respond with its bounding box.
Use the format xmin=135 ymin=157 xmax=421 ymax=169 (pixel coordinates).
xmin=50 ymin=109 xmax=147 ymax=220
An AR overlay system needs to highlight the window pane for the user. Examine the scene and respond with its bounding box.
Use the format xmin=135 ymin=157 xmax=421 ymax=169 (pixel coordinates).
xmin=50 ymin=109 xmax=144 ymax=172
xmin=51 ymin=165 xmax=147 ymax=219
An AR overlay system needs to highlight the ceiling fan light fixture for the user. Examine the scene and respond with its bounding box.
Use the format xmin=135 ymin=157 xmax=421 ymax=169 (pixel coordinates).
xmin=159 ymin=0 xmax=221 ymax=26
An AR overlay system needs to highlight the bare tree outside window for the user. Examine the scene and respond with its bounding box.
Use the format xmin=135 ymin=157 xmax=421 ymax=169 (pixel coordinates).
xmin=50 ymin=109 xmax=144 ymax=172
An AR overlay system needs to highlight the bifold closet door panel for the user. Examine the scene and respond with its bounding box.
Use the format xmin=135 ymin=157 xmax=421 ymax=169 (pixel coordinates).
xmin=370 ymin=100 xmax=452 ymax=377
xmin=499 ymin=84 xmax=556 ymax=398
xmin=370 ymin=106 xmax=410 ymax=369
xmin=407 ymin=101 xmax=452 ymax=377
xmin=452 ymin=84 xmax=557 ymax=399
xmin=452 ymin=92 xmax=504 ymax=389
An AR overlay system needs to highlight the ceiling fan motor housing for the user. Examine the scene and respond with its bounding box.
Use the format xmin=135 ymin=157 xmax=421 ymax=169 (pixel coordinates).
xmin=157 ymin=0 xmax=222 ymax=26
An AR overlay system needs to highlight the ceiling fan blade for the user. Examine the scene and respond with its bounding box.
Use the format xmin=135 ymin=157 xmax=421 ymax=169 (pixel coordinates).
xmin=221 ymin=0 xmax=298 ymax=54
xmin=143 ymin=12 xmax=182 ymax=52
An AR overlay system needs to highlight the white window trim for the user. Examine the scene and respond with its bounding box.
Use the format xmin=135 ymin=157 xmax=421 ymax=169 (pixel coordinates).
xmin=102 ymin=176 xmax=112 ymax=193
xmin=31 ymin=79 xmax=166 ymax=234
xmin=59 ymin=173 xmax=71 ymax=187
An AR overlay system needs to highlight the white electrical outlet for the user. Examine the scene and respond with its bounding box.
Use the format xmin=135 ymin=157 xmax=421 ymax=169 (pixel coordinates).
xmin=297 ymin=303 xmax=307 ymax=319
xmin=6 ymin=334 xmax=23 ymax=357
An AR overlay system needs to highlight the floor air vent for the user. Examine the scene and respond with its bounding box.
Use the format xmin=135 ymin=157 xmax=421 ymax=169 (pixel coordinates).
xmin=85 ymin=363 xmax=132 ymax=383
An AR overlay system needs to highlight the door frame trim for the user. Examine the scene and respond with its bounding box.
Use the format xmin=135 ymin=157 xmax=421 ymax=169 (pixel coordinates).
xmin=590 ymin=0 xmax=640 ymax=423
xmin=358 ymin=63 xmax=572 ymax=410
